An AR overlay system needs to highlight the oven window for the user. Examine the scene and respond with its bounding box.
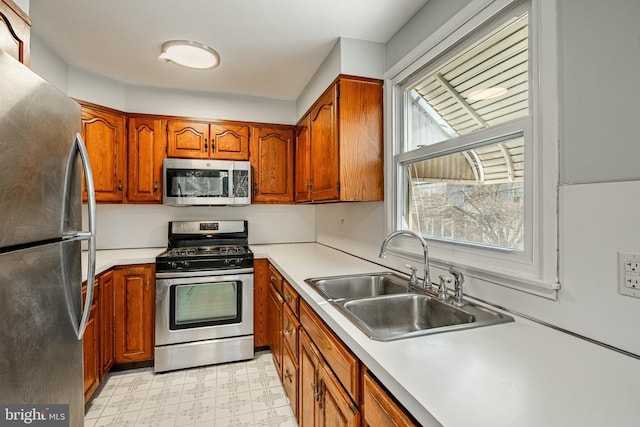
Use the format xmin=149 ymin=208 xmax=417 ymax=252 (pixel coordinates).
xmin=170 ymin=281 xmax=242 ymax=329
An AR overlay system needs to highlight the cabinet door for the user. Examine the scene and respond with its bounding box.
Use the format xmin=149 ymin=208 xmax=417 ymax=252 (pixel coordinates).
xmin=299 ymin=330 xmax=320 ymax=427
xmin=318 ymin=362 xmax=360 ymax=427
xmin=282 ymin=343 xmax=299 ymax=418
xmin=294 ymin=115 xmax=312 ymax=203
xmin=250 ymin=125 xmax=294 ymax=203
xmin=166 ymin=120 xmax=210 ymax=159
xmin=363 ymin=371 xmax=417 ymax=427
xmin=114 ymin=265 xmax=155 ymax=363
xmin=309 ymin=85 xmax=340 ymax=201
xmin=81 ymin=105 xmax=127 ymax=202
xmin=337 ymin=77 xmax=384 ymax=202
xmin=99 ymin=270 xmax=114 ymax=379
xmin=127 ymin=117 xmax=165 ymax=203
xmin=210 ymin=123 xmax=249 ymax=160
xmin=268 ymin=283 xmax=284 ymax=376
xmin=82 ymin=281 xmax=99 ymax=403
xmin=253 ymin=259 xmax=271 ymax=348
xmin=0 ymin=0 xmax=30 ymax=66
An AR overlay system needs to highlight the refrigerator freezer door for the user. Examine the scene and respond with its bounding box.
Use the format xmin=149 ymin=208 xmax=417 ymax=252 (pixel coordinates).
xmin=0 ymin=240 xmax=84 ymax=427
xmin=0 ymin=51 xmax=82 ymax=248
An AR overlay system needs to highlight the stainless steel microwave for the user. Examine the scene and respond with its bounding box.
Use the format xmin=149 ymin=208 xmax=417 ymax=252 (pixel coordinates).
xmin=163 ymin=158 xmax=251 ymax=206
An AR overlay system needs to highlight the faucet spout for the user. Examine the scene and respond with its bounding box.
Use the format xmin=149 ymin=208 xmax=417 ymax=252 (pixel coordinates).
xmin=379 ymin=230 xmax=431 ymax=290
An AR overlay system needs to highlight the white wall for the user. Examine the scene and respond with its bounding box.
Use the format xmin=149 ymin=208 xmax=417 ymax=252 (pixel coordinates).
xmin=90 ymin=204 xmax=315 ymax=250
xmin=315 ymin=0 xmax=640 ymax=357
xmin=295 ymin=37 xmax=385 ymax=120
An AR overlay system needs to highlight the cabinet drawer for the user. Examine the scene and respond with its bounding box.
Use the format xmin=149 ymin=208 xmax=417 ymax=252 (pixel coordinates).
xmin=283 ymin=280 xmax=299 ymax=316
xmin=300 ymin=300 xmax=360 ymax=404
xmin=282 ymin=304 xmax=299 ymax=362
xmin=268 ymin=263 xmax=283 ymax=295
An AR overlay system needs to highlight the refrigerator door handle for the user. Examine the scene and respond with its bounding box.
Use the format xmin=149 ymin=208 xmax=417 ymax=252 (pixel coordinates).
xmin=64 ymin=133 xmax=97 ymax=340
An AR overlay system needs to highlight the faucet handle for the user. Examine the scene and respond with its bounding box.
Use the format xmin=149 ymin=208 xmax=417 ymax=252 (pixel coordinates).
xmin=438 ymin=275 xmax=451 ymax=301
xmin=449 ymin=267 xmax=465 ymax=306
xmin=405 ymin=264 xmax=418 ymax=286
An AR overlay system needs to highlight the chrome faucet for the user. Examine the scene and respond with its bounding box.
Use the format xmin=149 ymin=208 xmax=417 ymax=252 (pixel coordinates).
xmin=379 ymin=230 xmax=431 ymax=290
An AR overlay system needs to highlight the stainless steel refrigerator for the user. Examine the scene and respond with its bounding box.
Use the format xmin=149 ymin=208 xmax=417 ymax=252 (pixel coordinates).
xmin=0 ymin=51 xmax=96 ymax=426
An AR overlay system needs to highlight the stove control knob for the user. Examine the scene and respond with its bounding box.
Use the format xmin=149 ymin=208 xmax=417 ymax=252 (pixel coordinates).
xmin=224 ymin=259 xmax=231 ymax=266
xmin=169 ymin=261 xmax=178 ymax=269
xmin=234 ymin=258 xmax=242 ymax=266
xmin=181 ymin=261 xmax=190 ymax=269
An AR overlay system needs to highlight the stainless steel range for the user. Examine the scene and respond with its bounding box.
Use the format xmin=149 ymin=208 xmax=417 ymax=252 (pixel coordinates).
xmin=154 ymin=220 xmax=254 ymax=373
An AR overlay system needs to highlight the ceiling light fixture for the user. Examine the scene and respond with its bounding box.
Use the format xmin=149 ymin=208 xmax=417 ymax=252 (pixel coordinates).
xmin=159 ymin=40 xmax=220 ymax=70
xmin=467 ymin=86 xmax=508 ymax=101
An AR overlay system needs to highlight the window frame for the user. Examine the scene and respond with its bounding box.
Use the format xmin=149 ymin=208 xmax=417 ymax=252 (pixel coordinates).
xmin=383 ymin=0 xmax=559 ymax=299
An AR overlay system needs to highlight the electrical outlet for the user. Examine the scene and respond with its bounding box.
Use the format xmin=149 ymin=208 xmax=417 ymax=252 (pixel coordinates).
xmin=618 ymin=252 xmax=640 ymax=298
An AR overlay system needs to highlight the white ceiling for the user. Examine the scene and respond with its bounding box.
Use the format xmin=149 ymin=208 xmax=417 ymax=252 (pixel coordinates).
xmin=29 ymin=0 xmax=428 ymax=101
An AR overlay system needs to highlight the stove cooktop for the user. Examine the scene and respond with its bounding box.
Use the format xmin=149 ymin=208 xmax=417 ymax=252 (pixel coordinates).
xmin=156 ymin=220 xmax=254 ymax=274
xmin=160 ymin=245 xmax=250 ymax=258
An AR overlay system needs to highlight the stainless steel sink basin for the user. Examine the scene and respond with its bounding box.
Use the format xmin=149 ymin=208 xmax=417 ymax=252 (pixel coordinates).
xmin=304 ymin=272 xmax=409 ymax=301
xmin=341 ymin=293 xmax=473 ymax=337
xmin=305 ymin=272 xmax=514 ymax=341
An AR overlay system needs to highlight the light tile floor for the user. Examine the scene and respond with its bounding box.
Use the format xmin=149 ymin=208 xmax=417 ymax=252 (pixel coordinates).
xmin=84 ymin=351 xmax=297 ymax=427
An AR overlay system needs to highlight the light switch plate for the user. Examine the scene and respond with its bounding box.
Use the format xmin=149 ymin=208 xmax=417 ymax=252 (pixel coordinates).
xmin=618 ymin=252 xmax=640 ymax=298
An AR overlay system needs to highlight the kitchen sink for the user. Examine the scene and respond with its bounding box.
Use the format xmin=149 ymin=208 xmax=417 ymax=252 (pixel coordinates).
xmin=305 ymin=272 xmax=514 ymax=341
xmin=305 ymin=272 xmax=409 ymax=301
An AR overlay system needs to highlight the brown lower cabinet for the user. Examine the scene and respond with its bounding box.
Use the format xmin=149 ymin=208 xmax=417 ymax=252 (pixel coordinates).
xmin=362 ymin=371 xmax=417 ymax=427
xmin=82 ymin=279 xmax=100 ymax=403
xmin=83 ymin=263 xmax=155 ymax=403
xmin=114 ymin=264 xmax=155 ymax=363
xmin=258 ymin=261 xmax=419 ymax=427
xmin=99 ymin=270 xmax=115 ymax=379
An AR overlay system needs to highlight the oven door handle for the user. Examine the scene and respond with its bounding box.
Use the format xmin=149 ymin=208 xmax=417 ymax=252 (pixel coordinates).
xmin=156 ymin=268 xmax=254 ymax=279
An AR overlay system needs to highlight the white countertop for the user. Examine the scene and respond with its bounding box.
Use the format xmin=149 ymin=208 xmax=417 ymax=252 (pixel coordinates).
xmin=82 ymin=248 xmax=164 ymax=282
xmin=89 ymin=243 xmax=640 ymax=426
xmin=252 ymin=243 xmax=640 ymax=427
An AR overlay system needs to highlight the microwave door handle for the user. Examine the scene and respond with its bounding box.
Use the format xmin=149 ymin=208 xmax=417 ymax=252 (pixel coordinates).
xmin=63 ymin=133 xmax=97 ymax=340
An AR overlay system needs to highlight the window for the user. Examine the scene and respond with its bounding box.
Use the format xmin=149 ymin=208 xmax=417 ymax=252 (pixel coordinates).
xmin=386 ymin=0 xmax=559 ymax=298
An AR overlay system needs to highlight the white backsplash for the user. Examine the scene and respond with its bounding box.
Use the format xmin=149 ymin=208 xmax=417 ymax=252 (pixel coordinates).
xmin=314 ymin=182 xmax=640 ymax=357
xmin=87 ymin=204 xmax=316 ymax=249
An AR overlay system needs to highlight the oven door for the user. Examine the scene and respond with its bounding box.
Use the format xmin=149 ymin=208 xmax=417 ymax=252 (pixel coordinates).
xmin=155 ymin=269 xmax=253 ymax=346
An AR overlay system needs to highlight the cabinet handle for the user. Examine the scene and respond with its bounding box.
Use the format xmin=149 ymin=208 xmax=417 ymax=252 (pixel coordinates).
xmin=318 ymin=380 xmax=324 ymax=408
xmin=284 ymin=369 xmax=293 ymax=383
xmin=270 ymin=275 xmax=276 ymax=284
xmin=312 ymin=382 xmax=321 ymax=403
xmin=283 ymin=327 xmax=292 ymax=336
xmin=153 ymin=181 xmax=158 ymax=193
xmin=117 ymin=180 xmax=123 ymax=192
xmin=204 ymin=139 xmax=208 ymax=151
xmin=285 ymin=293 xmax=292 ymax=303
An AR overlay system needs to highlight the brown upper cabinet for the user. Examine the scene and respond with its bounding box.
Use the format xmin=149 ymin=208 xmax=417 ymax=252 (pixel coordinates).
xmin=127 ymin=116 xmax=166 ymax=203
xmin=296 ymin=75 xmax=384 ymax=203
xmin=0 ymin=0 xmax=30 ymax=66
xmin=294 ymin=115 xmax=312 ymax=203
xmin=167 ymin=120 xmax=250 ymax=160
xmin=250 ymin=125 xmax=295 ymax=203
xmin=80 ymin=102 xmax=127 ymax=203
